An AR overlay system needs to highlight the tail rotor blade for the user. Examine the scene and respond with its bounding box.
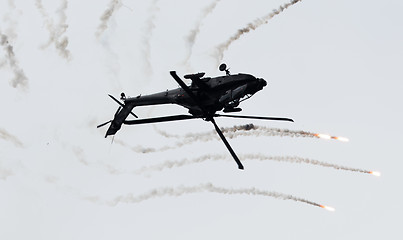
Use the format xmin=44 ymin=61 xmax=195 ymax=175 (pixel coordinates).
xmin=108 ymin=94 xmax=138 ymax=118
xmin=96 ymin=106 xmax=121 ymax=129
xmin=97 ymin=120 xmax=112 ymax=128
xmin=210 ymin=118 xmax=244 ymax=170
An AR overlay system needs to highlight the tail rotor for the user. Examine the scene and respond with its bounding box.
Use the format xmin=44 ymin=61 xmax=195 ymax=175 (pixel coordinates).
xmin=96 ymin=106 xmax=122 ymax=129
xmin=97 ymin=120 xmax=112 ymax=129
xmin=97 ymin=94 xmax=138 ymax=137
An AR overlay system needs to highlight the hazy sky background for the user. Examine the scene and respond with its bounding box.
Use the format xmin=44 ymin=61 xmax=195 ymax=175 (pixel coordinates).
xmin=1 ymin=0 xmax=402 ymax=239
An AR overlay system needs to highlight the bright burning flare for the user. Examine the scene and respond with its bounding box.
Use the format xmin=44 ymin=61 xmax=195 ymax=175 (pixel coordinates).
xmin=333 ymin=136 xmax=349 ymax=142
xmin=320 ymin=205 xmax=335 ymax=212
xmin=369 ymin=171 xmax=381 ymax=177
xmin=315 ymin=133 xmax=331 ymax=140
xmin=315 ymin=134 xmax=349 ymax=142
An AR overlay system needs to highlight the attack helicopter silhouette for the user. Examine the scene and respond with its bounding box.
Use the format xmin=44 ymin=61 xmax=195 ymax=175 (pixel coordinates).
xmin=97 ymin=64 xmax=293 ymax=170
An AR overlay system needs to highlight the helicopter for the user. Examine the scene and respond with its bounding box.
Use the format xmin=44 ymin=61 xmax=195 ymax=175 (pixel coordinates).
xmin=97 ymin=64 xmax=293 ymax=170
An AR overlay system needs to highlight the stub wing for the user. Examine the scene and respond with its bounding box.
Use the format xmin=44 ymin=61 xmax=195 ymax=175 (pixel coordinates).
xmin=124 ymin=114 xmax=199 ymax=125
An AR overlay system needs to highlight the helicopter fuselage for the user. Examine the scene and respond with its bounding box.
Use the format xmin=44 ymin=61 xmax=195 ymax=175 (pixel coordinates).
xmin=105 ymin=72 xmax=267 ymax=138
xmin=125 ymin=73 xmax=267 ymax=114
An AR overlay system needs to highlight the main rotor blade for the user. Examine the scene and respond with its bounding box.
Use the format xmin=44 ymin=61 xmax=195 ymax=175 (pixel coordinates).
xmin=210 ymin=118 xmax=244 ymax=170
xmin=214 ymin=114 xmax=294 ymax=122
xmin=124 ymin=115 xmax=200 ymax=125
xmin=108 ymin=94 xmax=138 ymax=118
xmin=97 ymin=120 xmax=112 ymax=128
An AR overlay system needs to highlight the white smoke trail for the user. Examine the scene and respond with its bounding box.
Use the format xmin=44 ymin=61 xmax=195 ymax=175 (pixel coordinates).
xmin=184 ymin=0 xmax=221 ymax=66
xmin=7 ymin=0 xmax=15 ymax=9
xmin=139 ymin=124 xmax=328 ymax=153
xmin=215 ymin=0 xmax=302 ymax=63
xmin=3 ymin=0 xmax=19 ymax=40
xmin=1 ymin=1 xmax=28 ymax=89
xmin=95 ymin=0 xmax=122 ymax=38
xmin=0 ymin=163 xmax=14 ymax=180
xmin=244 ymin=154 xmax=372 ymax=174
xmin=0 ymin=32 xmax=28 ymax=89
xmin=35 ymin=0 xmax=71 ymax=60
xmin=142 ymin=0 xmax=159 ymax=76
xmin=72 ymin=147 xmax=90 ymax=166
xmin=121 ymin=123 xmax=345 ymax=154
xmin=0 ymin=59 xmax=6 ymax=68
xmin=155 ymin=124 xmax=257 ymax=140
xmin=92 ymin=183 xmax=323 ymax=209
xmin=58 ymin=0 xmax=68 ymax=30
xmin=114 ymin=138 xmax=176 ymax=153
xmin=95 ymin=0 xmax=122 ymax=88
xmin=35 ymin=0 xmax=47 ymax=18
xmin=117 ymin=124 xmax=256 ymax=153
xmin=0 ymin=128 xmax=24 ymax=148
xmin=156 ymin=123 xmax=339 ymax=142
xmin=223 ymin=125 xmax=318 ymax=139
xmin=134 ymin=153 xmax=373 ymax=175
xmin=44 ymin=175 xmax=59 ymax=183
xmin=118 ymin=124 xmax=310 ymax=153
xmin=133 ymin=154 xmax=227 ymax=173
xmin=54 ymin=0 xmax=70 ymax=59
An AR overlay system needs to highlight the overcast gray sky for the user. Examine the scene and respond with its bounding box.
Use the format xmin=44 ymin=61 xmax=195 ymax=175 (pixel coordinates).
xmin=1 ymin=0 xmax=402 ymax=239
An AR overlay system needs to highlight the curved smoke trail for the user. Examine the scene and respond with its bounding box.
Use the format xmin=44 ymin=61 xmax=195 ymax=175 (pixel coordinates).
xmin=118 ymin=124 xmax=337 ymax=153
xmin=1 ymin=1 xmax=27 ymax=89
xmin=0 ymin=32 xmax=28 ymax=89
xmin=153 ymin=123 xmax=257 ymax=140
xmin=114 ymin=139 xmax=176 ymax=153
xmin=134 ymin=153 xmax=373 ymax=175
xmin=35 ymin=0 xmax=71 ymax=60
xmin=215 ymin=0 xmax=302 ymax=63
xmin=118 ymin=123 xmax=346 ymax=153
xmin=127 ymin=124 xmax=333 ymax=153
xmin=87 ymin=183 xmax=324 ymax=209
xmin=0 ymin=161 xmax=14 ymax=180
xmin=142 ymin=0 xmax=159 ymax=76
xmin=2 ymin=0 xmax=19 ymax=40
xmin=0 ymin=128 xmax=24 ymax=148
xmin=133 ymin=154 xmax=228 ymax=173
xmin=156 ymin=123 xmax=346 ymax=141
xmin=244 ymin=154 xmax=372 ymax=174
xmin=184 ymin=0 xmax=221 ymax=67
xmin=95 ymin=0 xmax=122 ymax=38
xmin=155 ymin=124 xmax=316 ymax=139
